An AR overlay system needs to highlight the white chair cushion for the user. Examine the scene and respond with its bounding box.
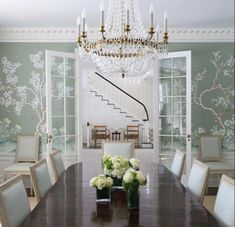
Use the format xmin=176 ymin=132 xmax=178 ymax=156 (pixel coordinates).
xmin=1 ymin=180 xmax=30 ymax=227
xmin=4 ymin=163 xmax=34 ymax=173
xmin=34 ymin=162 xmax=52 ymax=198
xmin=213 ymin=176 xmax=234 ymax=227
xmin=203 ymin=162 xmax=233 ymax=171
xmin=103 ymin=142 xmax=133 ymax=159
xmin=53 ymin=153 xmax=65 ymax=178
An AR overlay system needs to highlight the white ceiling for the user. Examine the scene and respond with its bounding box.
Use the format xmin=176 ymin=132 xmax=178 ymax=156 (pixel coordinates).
xmin=0 ymin=0 xmax=234 ymax=28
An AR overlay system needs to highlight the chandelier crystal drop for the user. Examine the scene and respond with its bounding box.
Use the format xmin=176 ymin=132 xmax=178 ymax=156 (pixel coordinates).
xmin=77 ymin=0 xmax=169 ymax=77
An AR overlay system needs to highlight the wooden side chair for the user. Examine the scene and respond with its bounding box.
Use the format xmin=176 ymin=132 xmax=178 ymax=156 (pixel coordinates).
xmin=171 ymin=149 xmax=186 ymax=180
xmin=49 ymin=150 xmax=65 ymax=182
xmin=0 ymin=174 xmax=31 ymax=227
xmin=102 ymin=141 xmax=134 ymax=159
xmin=124 ymin=125 xmax=139 ymax=144
xmin=30 ymin=159 xmax=52 ymax=203
xmin=213 ymin=175 xmax=234 ymax=227
xmin=199 ymin=135 xmax=234 ymax=175
xmin=187 ymin=159 xmax=210 ymax=203
xmin=93 ymin=125 xmax=110 ymax=147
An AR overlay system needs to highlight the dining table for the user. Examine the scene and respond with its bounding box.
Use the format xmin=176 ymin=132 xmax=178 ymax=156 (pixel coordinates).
xmin=20 ymin=162 xmax=222 ymax=227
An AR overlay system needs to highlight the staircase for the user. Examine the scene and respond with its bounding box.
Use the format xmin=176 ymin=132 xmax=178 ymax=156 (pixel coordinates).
xmin=90 ymin=89 xmax=144 ymax=126
xmin=89 ymin=72 xmax=153 ymax=146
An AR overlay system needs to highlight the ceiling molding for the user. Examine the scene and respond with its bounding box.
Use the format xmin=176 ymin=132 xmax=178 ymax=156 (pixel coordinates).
xmin=0 ymin=27 xmax=234 ymax=43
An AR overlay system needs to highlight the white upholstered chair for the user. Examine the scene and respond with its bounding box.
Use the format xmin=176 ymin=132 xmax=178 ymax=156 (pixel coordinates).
xmin=0 ymin=174 xmax=30 ymax=227
xmin=4 ymin=135 xmax=39 ymax=181
xmin=102 ymin=141 xmax=134 ymax=159
xmin=171 ymin=150 xmax=186 ymax=180
xmin=199 ymin=135 xmax=234 ymax=175
xmin=30 ymin=159 xmax=52 ymax=203
xmin=187 ymin=159 xmax=210 ymax=202
xmin=213 ymin=175 xmax=234 ymax=227
xmin=49 ymin=150 xmax=65 ymax=181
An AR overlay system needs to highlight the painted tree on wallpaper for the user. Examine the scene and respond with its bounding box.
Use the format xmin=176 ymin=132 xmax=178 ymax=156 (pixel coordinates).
xmin=0 ymin=52 xmax=74 ymax=152
xmin=0 ymin=51 xmax=46 ymax=142
xmin=192 ymin=51 xmax=234 ymax=149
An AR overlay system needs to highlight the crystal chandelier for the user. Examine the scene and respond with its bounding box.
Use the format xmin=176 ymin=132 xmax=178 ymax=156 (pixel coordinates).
xmin=77 ymin=0 xmax=169 ymax=77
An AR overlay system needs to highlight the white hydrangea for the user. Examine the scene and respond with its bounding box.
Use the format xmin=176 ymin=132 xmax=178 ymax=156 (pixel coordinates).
xmin=136 ymin=171 xmax=146 ymax=185
xmin=89 ymin=174 xmax=113 ymax=190
xmin=123 ymin=171 xmax=134 ymax=183
xmin=129 ymin=158 xmax=140 ymax=170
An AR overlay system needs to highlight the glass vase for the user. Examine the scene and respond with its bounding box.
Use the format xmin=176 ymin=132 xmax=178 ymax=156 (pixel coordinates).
xmin=96 ymin=188 xmax=110 ymax=203
xmin=112 ymin=177 xmax=123 ymax=189
xmin=128 ymin=188 xmax=139 ymax=209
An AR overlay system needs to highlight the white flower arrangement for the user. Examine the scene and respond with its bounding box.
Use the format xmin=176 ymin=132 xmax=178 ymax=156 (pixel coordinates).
xmin=129 ymin=158 xmax=140 ymax=170
xmin=89 ymin=174 xmax=113 ymax=190
xmin=102 ymin=155 xmax=130 ymax=179
xmin=122 ymin=168 xmax=147 ymax=191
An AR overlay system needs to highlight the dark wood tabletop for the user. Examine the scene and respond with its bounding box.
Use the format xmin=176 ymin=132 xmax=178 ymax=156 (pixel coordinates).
xmin=20 ymin=162 xmax=222 ymax=227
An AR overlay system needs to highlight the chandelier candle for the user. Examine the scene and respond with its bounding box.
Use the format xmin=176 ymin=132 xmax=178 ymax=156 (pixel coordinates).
xmin=164 ymin=11 xmax=168 ymax=33
xmin=82 ymin=9 xmax=86 ymax=34
xmin=149 ymin=3 xmax=154 ymax=28
xmin=100 ymin=0 xmax=105 ymax=27
xmin=76 ymin=17 xmax=81 ymax=38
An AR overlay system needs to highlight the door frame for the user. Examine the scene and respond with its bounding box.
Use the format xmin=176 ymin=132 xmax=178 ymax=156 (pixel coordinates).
xmin=45 ymin=50 xmax=82 ymax=165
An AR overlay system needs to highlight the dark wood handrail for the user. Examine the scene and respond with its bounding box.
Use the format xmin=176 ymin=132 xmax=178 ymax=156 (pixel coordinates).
xmin=95 ymin=72 xmax=149 ymax=121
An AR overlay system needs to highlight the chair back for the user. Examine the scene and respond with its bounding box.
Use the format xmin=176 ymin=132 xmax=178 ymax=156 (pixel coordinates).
xmin=213 ymin=175 xmax=234 ymax=227
xmin=187 ymin=159 xmax=210 ymax=202
xmin=0 ymin=175 xmax=30 ymax=227
xmin=199 ymin=135 xmax=221 ymax=161
xmin=171 ymin=150 xmax=186 ymax=180
xmin=126 ymin=125 xmax=139 ymax=135
xmin=102 ymin=141 xmax=134 ymax=159
xmin=30 ymin=159 xmax=52 ymax=202
xmin=94 ymin=125 xmax=107 ymax=135
xmin=49 ymin=150 xmax=65 ymax=181
xmin=16 ymin=135 xmax=39 ymax=163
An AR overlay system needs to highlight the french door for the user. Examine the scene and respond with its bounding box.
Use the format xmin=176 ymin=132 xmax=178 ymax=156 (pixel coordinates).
xmin=45 ymin=50 xmax=81 ymax=165
xmin=155 ymin=51 xmax=192 ymax=176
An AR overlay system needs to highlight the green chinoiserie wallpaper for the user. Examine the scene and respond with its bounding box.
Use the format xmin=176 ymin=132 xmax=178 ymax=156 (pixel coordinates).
xmin=0 ymin=42 xmax=234 ymax=153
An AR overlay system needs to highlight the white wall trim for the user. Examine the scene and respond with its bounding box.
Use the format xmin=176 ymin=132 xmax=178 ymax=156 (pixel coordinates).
xmin=0 ymin=27 xmax=234 ymax=43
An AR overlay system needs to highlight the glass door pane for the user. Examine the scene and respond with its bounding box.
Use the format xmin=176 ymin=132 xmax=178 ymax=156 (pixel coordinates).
xmin=46 ymin=51 xmax=78 ymax=160
xmin=157 ymin=52 xmax=191 ymax=175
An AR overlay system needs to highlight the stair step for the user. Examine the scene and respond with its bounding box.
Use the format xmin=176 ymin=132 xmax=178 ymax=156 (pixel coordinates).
xmin=126 ymin=116 xmax=133 ymax=118
xmin=102 ymin=99 xmax=109 ymax=102
xmin=114 ymin=107 xmax=121 ymax=110
xmin=120 ymin=111 xmax=127 ymax=114
xmin=132 ymin=119 xmax=139 ymax=122
xmin=107 ymin=103 xmax=115 ymax=106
